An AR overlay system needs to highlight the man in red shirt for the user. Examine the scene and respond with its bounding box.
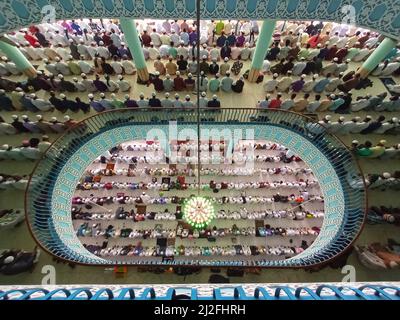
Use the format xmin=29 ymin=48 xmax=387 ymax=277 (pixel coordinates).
xmin=268 ymin=93 xmax=282 ymax=109
xmin=23 ymin=31 xmax=39 ymax=47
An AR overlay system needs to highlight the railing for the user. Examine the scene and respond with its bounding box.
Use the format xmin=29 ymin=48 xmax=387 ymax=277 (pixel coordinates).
xmin=25 ymin=108 xmax=367 ymax=267
xmin=1 ymin=283 xmax=398 ymax=300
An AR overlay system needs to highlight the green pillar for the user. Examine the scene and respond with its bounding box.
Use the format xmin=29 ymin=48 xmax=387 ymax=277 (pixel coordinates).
xmin=0 ymin=39 xmax=37 ymax=77
xmin=358 ymin=37 xmax=398 ymax=78
xmin=248 ymin=20 xmax=276 ymax=82
xmin=120 ymin=18 xmax=149 ymax=82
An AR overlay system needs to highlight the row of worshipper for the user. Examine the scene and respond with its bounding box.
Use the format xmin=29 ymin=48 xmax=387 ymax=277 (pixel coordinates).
xmin=257 ymin=91 xmax=400 ymax=114
xmin=0 ymin=174 xmax=29 ymax=190
xmin=71 ymin=193 xmax=323 ymax=206
xmin=90 ymin=243 xmax=306 ymax=258
xmin=153 ymin=56 xmax=243 ymax=76
xmin=364 ymin=172 xmax=400 ymax=190
xmin=0 ymin=85 xmax=223 ymax=115
xmin=368 ymin=206 xmax=400 ymax=225
xmin=320 ymin=115 xmax=399 ymax=135
xmin=0 ymin=115 xmax=76 ymax=134
xmin=72 ymin=206 xmax=177 ymax=222
xmin=351 ymin=140 xmax=400 ymax=159
xmin=148 ymin=70 xmax=245 ymax=93
xmin=0 ymin=136 xmax=52 ymax=161
xmin=75 ymin=179 xmax=319 ymax=192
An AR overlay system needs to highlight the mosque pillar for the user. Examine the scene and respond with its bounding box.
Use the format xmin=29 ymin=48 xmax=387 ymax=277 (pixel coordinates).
xmin=119 ymin=18 xmax=149 ymax=82
xmin=357 ymin=37 xmax=398 ymax=78
xmin=0 ymin=39 xmax=37 ymax=78
xmin=248 ymin=20 xmax=276 ymax=83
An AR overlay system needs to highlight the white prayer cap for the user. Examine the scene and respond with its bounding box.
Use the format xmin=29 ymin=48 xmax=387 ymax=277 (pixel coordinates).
xmin=333 ymin=57 xmax=338 ymax=62
xmin=383 ymin=172 xmax=391 ymax=178
xmin=317 ymin=43 xmax=322 ymax=47
xmin=180 ymin=40 xmax=184 ymax=44
xmin=224 ymin=57 xmax=229 ymax=62
xmin=301 ymin=74 xmax=306 ymax=78
xmin=4 ymin=256 xmax=14 ymax=264
xmin=58 ymin=74 xmax=64 ymax=79
xmin=201 ymin=92 xmax=206 ymax=97
xmin=339 ymin=116 xmax=345 ymax=121
xmin=1 ymin=56 xmax=7 ymax=61
xmin=187 ymin=73 xmax=193 ymax=78
xmin=346 ymin=59 xmax=351 ymax=62
xmin=15 ymin=87 xmax=22 ymax=92
xmin=325 ymin=115 xmax=332 ymax=120
xmin=216 ymin=73 xmax=220 ymax=77
xmin=100 ymin=92 xmax=105 ymax=98
xmin=118 ymin=74 xmax=123 ymax=80
xmin=339 ymin=92 xmax=345 ymax=96
xmin=88 ymin=93 xmax=94 ymax=99
xmin=213 ymin=95 xmax=218 ymax=99
xmin=30 ymin=93 xmax=36 ymax=98
xmin=185 ymin=95 xmax=190 ymax=100
xmin=150 ymin=42 xmax=154 ymax=46
xmin=22 ymin=115 xmax=28 ymax=120
xmin=176 ymin=71 xmax=181 ymax=76
xmin=68 ymin=55 xmax=73 ymax=60
xmin=165 ymin=92 xmax=170 ymax=97
xmin=81 ymin=73 xmax=86 ymax=77
xmin=202 ymin=55 xmax=207 ymax=59
xmin=2 ymin=144 xmax=9 ymax=150
xmin=152 ymin=92 xmax=156 ymax=97
xmin=64 ymin=115 xmax=70 ymax=121
xmin=154 ymin=71 xmax=160 ymax=76
xmin=366 ymin=115 xmax=372 ymax=119
xmin=124 ymin=94 xmax=130 ymax=99
xmin=99 ymin=41 xmax=104 ymax=45
xmin=352 ymin=140 xmax=359 ymax=144
xmin=43 ymin=58 xmax=49 ymax=63
xmin=72 ymin=77 xmax=78 ymax=82
xmin=392 ymin=117 xmax=399 ymax=123
xmin=166 ymin=74 xmax=170 ymax=78
xmin=36 ymin=115 xmax=43 ymax=120
xmin=50 ymin=117 xmax=57 ymax=122
xmin=175 ymin=93 xmax=180 ymax=98
xmin=139 ymin=93 xmax=145 ymax=98
xmin=12 ymin=115 xmax=18 ymax=120
xmin=0 ymin=89 xmax=4 ymax=94
xmin=245 ymin=43 xmax=249 ymax=47
xmin=111 ymin=93 xmax=116 ymax=98
xmin=354 ymin=116 xmax=361 ymax=121
xmin=226 ymin=71 xmax=230 ymax=75
xmin=59 ymin=93 xmax=66 ymax=99
xmin=55 ymin=56 xmax=60 ymax=62
xmin=68 ymin=39 xmax=74 ymax=43
xmin=121 ymin=42 xmax=125 ymax=46
xmin=273 ymin=73 xmax=278 ymax=78
xmin=203 ymin=43 xmax=207 ymax=48
xmin=300 ymin=57 xmax=305 ymax=60
xmin=312 ymin=74 xmax=318 ymax=79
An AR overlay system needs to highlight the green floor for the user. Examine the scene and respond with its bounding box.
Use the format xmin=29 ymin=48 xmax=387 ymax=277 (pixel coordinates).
xmin=0 ymin=59 xmax=400 ymax=285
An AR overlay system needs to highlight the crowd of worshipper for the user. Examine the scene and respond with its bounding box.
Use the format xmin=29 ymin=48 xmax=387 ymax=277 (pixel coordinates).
xmin=351 ymin=140 xmax=400 ymax=159
xmin=85 ymin=242 xmax=309 ymax=259
xmin=0 ymin=208 xmax=24 ymax=229
xmin=0 ymin=135 xmax=51 ymax=161
xmin=0 ymin=18 xmax=399 ymax=117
